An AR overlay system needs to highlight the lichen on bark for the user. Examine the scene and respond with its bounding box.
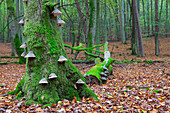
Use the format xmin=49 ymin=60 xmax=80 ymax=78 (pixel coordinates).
xmin=7 ymin=0 xmax=98 ymax=105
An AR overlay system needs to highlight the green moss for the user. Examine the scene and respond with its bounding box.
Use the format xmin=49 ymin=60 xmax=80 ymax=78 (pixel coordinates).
xmin=7 ymin=76 xmax=25 ymax=95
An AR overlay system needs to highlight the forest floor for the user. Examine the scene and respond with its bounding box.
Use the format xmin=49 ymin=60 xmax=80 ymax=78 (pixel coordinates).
xmin=0 ymin=37 xmax=169 ymax=112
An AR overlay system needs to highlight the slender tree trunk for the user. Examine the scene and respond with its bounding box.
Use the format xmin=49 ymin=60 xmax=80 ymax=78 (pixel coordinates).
xmin=3 ymin=0 xmax=6 ymax=42
xmin=16 ymin=0 xmax=20 ymax=40
xmin=7 ymin=0 xmax=17 ymax=56
xmin=155 ymin=0 xmax=159 ymax=56
xmin=118 ymin=0 xmax=126 ymax=44
xmin=158 ymin=0 xmax=163 ymax=35
xmin=142 ymin=0 xmax=146 ymax=34
xmin=147 ymin=1 xmax=150 ymax=35
xmin=133 ymin=0 xmax=145 ymax=57
xmin=92 ymin=0 xmax=96 ymax=47
xmin=114 ymin=0 xmax=120 ymax=40
xmin=96 ymin=0 xmax=100 ymax=55
xmin=151 ymin=0 xmax=154 ymax=34
xmin=104 ymin=0 xmax=107 ymax=42
xmin=20 ymin=0 xmax=25 ymax=42
xmin=75 ymin=0 xmax=86 ymax=43
xmin=87 ymin=0 xmax=95 ymax=54
xmin=165 ymin=0 xmax=168 ymax=37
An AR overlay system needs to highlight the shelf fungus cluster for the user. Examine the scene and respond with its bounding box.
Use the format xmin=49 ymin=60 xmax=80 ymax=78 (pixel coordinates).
xmin=20 ymin=42 xmax=36 ymax=58
xmin=100 ymin=66 xmax=109 ymax=84
xmin=52 ymin=8 xmax=62 ymax=16
xmin=39 ymin=73 xmax=57 ymax=85
xmin=51 ymin=8 xmax=65 ymax=27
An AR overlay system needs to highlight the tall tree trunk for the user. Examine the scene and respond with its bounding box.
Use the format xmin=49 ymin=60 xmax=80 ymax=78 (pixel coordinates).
xmin=3 ymin=0 xmax=6 ymax=42
xmin=16 ymin=0 xmax=20 ymax=40
xmin=151 ymin=0 xmax=154 ymax=34
xmin=165 ymin=0 xmax=168 ymax=37
xmin=142 ymin=0 xmax=146 ymax=34
xmin=96 ymin=0 xmax=100 ymax=55
xmin=92 ymin=0 xmax=97 ymax=47
xmin=87 ymin=0 xmax=95 ymax=54
xmin=158 ymin=0 xmax=163 ymax=35
xmin=20 ymin=0 xmax=24 ymax=42
xmin=155 ymin=0 xmax=159 ymax=56
xmin=133 ymin=0 xmax=145 ymax=57
xmin=104 ymin=0 xmax=107 ymax=42
xmin=118 ymin=0 xmax=126 ymax=44
xmin=129 ymin=0 xmax=136 ymax=55
xmin=75 ymin=0 xmax=86 ymax=43
xmin=147 ymin=1 xmax=150 ymax=35
xmin=7 ymin=0 xmax=17 ymax=56
xmin=114 ymin=0 xmax=120 ymax=40
xmin=7 ymin=0 xmax=97 ymax=105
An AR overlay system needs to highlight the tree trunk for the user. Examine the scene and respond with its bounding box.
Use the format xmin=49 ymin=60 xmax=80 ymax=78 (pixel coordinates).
xmin=16 ymin=0 xmax=20 ymax=40
xmin=75 ymin=0 xmax=86 ymax=43
xmin=151 ymin=0 xmax=154 ymax=34
xmin=20 ymin=0 xmax=25 ymax=42
xmin=142 ymin=0 xmax=146 ymax=34
xmin=130 ymin=0 xmax=136 ymax=55
xmin=158 ymin=0 xmax=163 ymax=35
xmin=147 ymin=1 xmax=150 ymax=35
xmin=155 ymin=0 xmax=159 ymax=56
xmin=104 ymin=0 xmax=107 ymax=42
xmin=87 ymin=0 xmax=95 ymax=54
xmin=133 ymin=0 xmax=145 ymax=57
xmin=95 ymin=0 xmax=100 ymax=55
xmin=165 ymin=0 xmax=168 ymax=37
xmin=7 ymin=0 xmax=97 ymax=105
xmin=118 ymin=0 xmax=126 ymax=44
xmin=6 ymin=0 xmax=17 ymax=56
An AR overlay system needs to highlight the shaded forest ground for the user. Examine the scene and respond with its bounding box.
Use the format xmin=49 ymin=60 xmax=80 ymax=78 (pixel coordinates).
xmin=0 ymin=37 xmax=169 ymax=112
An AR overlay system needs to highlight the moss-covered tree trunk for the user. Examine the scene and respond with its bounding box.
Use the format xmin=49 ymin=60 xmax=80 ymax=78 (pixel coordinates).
xmin=7 ymin=0 xmax=97 ymax=105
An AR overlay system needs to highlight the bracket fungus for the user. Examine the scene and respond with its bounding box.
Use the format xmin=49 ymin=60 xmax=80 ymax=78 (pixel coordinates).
xmin=101 ymin=77 xmax=107 ymax=84
xmin=57 ymin=18 xmax=65 ymax=27
xmin=58 ymin=56 xmax=67 ymax=63
xmin=20 ymin=42 xmax=27 ymax=48
xmin=39 ymin=78 xmax=48 ymax=84
xmin=18 ymin=18 xmax=24 ymax=26
xmin=52 ymin=8 xmax=62 ymax=16
xmin=48 ymin=73 xmax=57 ymax=79
xmin=25 ymin=51 xmax=36 ymax=58
xmin=102 ymin=66 xmax=108 ymax=71
xmin=21 ymin=50 xmax=27 ymax=57
xmin=100 ymin=72 xmax=107 ymax=77
xmin=104 ymin=71 xmax=109 ymax=75
xmin=76 ymin=79 xmax=85 ymax=85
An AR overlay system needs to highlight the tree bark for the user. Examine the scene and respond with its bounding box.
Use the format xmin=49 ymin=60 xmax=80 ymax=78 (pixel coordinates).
xmin=142 ymin=0 xmax=146 ymax=34
xmin=118 ymin=0 xmax=126 ymax=44
xmin=87 ymin=0 xmax=95 ymax=54
xmin=6 ymin=0 xmax=17 ymax=56
xmin=7 ymin=0 xmax=97 ymax=105
xmin=151 ymin=0 xmax=154 ymax=34
xmin=155 ymin=0 xmax=159 ymax=56
xmin=133 ymin=0 xmax=145 ymax=57
xmin=75 ymin=0 xmax=87 ymax=42
xmin=147 ymin=1 xmax=150 ymax=35
xmin=95 ymin=0 xmax=100 ymax=55
xmin=165 ymin=0 xmax=168 ymax=37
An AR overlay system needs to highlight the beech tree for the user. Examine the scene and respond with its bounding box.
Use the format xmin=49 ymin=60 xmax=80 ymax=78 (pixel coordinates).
xmin=6 ymin=0 xmax=97 ymax=105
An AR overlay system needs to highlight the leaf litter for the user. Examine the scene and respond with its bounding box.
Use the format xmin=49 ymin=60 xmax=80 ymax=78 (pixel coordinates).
xmin=0 ymin=38 xmax=170 ymax=112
